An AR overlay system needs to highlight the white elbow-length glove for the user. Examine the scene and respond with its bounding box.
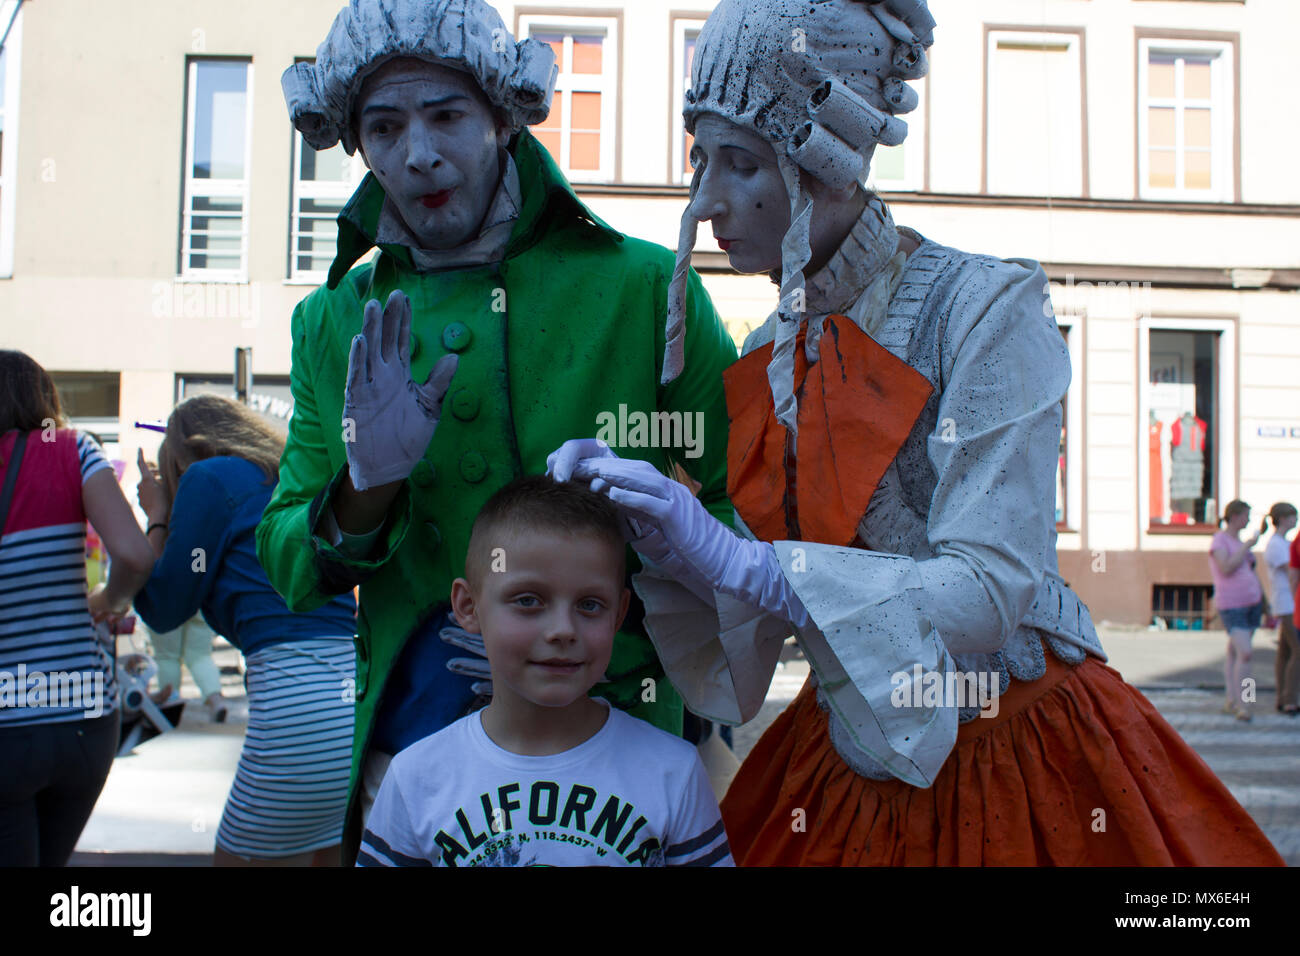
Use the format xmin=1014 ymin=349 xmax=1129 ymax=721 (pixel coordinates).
xmin=573 ymin=456 xmax=809 ymax=629
xmin=343 ymin=290 xmax=458 ymax=491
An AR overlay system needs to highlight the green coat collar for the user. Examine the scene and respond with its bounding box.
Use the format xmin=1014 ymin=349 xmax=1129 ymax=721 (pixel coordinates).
xmin=327 ymin=129 xmax=623 ymax=289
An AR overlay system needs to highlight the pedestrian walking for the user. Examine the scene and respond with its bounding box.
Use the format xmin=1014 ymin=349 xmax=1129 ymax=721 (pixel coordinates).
xmin=144 ymin=615 xmax=228 ymax=722
xmin=1264 ymin=502 xmax=1298 ymax=714
xmin=1210 ymin=500 xmax=1266 ymax=721
xmin=0 ymin=351 xmax=155 ymax=866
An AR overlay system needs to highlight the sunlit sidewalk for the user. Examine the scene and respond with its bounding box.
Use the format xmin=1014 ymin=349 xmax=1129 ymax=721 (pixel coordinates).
xmin=71 ymin=625 xmax=1299 ymax=863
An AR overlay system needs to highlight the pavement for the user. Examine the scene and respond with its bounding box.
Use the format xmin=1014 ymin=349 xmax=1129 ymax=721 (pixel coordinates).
xmin=70 ymin=625 xmax=1300 ymax=865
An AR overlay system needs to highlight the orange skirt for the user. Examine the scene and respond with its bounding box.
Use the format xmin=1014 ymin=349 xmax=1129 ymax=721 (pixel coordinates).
xmin=721 ymin=655 xmax=1284 ymax=866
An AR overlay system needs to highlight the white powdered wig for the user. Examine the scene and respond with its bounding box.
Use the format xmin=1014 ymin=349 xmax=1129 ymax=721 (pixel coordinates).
xmin=663 ymin=0 xmax=935 ymax=433
xmin=282 ymin=0 xmax=558 ymax=155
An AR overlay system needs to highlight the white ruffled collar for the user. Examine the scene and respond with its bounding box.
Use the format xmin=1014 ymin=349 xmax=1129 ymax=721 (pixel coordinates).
xmin=800 ymin=194 xmax=901 ymax=318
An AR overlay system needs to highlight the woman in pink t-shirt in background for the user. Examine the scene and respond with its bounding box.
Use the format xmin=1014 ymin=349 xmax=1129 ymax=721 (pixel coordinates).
xmin=1210 ymin=500 xmax=1266 ymax=721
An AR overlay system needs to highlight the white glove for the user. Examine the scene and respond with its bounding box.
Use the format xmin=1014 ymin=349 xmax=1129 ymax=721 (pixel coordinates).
xmin=574 ymin=458 xmax=809 ymax=628
xmin=614 ymin=520 xmax=713 ymax=604
xmin=549 ymin=440 xmax=718 ymax=603
xmin=440 ymin=622 xmax=492 ymax=698
xmin=546 ymin=437 xmax=618 ymax=483
xmin=547 ymin=437 xmax=651 ymax=542
xmin=343 ymin=290 xmax=458 ymax=491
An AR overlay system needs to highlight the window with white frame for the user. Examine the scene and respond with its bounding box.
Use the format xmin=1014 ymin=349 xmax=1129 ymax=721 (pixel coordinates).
xmin=1139 ymin=40 xmax=1233 ymax=201
xmin=520 ymin=15 xmax=618 ymax=182
xmin=290 ymin=129 xmax=364 ymax=283
xmin=1140 ymin=321 xmax=1235 ymax=529
xmin=986 ymin=30 xmax=1084 ymax=197
xmin=672 ymin=19 xmax=704 ymax=186
xmin=181 ymin=59 xmax=253 ymax=280
xmin=0 ymin=0 xmax=24 ymax=279
xmin=867 ymin=73 xmax=926 ymax=193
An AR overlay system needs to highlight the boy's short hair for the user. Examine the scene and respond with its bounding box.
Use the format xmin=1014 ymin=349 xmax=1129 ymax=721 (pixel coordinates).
xmin=464 ymin=475 xmax=627 ymax=586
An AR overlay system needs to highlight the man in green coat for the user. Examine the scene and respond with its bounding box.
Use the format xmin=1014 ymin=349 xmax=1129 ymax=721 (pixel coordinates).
xmin=257 ymin=0 xmax=736 ymax=862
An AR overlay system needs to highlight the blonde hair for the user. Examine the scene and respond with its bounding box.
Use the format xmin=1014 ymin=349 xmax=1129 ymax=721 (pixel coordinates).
xmin=157 ymin=395 xmax=286 ymax=514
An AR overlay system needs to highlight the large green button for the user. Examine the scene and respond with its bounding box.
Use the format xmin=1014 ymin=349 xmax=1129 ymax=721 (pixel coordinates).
xmin=423 ymin=521 xmax=442 ymax=551
xmin=412 ymin=461 xmax=436 ymax=487
xmin=450 ymin=388 xmax=480 ymax=422
xmin=408 ymin=333 xmax=421 ymax=360
xmin=442 ymin=322 xmax=472 ymax=352
xmin=459 ymin=451 xmax=488 ymax=484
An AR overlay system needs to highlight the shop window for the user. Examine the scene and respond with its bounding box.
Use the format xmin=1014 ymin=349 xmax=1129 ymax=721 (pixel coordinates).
xmin=52 ymin=373 xmax=121 ymax=421
xmin=50 ymin=373 xmax=122 ymax=461
xmin=1144 ymin=326 xmax=1233 ymax=529
xmin=177 ymin=374 xmax=293 ymax=431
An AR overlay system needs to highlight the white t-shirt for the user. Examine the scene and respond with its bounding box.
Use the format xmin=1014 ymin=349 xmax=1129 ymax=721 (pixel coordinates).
xmin=1265 ymin=533 xmax=1295 ymax=616
xmin=358 ymin=701 xmax=734 ymax=868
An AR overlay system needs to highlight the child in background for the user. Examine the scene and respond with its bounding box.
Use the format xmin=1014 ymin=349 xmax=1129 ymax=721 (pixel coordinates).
xmin=145 ymin=616 xmax=228 ymax=722
xmin=359 ymin=477 xmax=732 ymax=867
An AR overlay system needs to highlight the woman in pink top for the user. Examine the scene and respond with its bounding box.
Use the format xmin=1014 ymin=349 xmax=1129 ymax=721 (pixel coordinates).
xmin=1210 ymin=500 xmax=1266 ymax=721
xmin=0 ymin=351 xmax=155 ymax=864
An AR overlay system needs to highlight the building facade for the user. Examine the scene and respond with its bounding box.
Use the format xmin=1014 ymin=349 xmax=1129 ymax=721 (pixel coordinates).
xmin=1 ymin=0 xmax=1297 ymax=624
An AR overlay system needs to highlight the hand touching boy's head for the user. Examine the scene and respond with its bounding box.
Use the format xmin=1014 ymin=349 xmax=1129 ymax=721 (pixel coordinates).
xmin=451 ymin=476 xmax=630 ymax=710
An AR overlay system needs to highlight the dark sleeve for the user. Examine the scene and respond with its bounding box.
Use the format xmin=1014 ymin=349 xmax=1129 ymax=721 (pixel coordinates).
xmin=133 ymin=466 xmax=229 ymax=634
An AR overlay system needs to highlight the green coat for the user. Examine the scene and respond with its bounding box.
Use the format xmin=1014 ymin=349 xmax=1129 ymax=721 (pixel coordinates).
xmin=255 ymin=130 xmax=737 ymax=824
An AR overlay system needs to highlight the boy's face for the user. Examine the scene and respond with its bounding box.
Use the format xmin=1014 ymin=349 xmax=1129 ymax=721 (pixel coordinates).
xmin=452 ymin=528 xmax=629 ymax=712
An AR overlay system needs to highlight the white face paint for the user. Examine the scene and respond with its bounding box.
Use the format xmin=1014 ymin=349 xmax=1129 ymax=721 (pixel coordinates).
xmin=690 ymin=113 xmax=866 ymax=277
xmin=355 ymin=59 xmax=510 ymax=250
xmin=689 ymin=114 xmax=790 ymax=275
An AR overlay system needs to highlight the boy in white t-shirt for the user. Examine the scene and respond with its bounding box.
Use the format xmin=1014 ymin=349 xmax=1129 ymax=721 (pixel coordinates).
xmin=358 ymin=475 xmax=733 ymax=867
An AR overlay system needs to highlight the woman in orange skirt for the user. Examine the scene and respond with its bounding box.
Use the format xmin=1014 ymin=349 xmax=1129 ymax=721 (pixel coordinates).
xmin=555 ymin=0 xmax=1282 ymax=866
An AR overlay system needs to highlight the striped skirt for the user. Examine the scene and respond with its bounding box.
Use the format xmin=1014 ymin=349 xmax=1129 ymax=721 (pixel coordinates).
xmin=216 ymin=638 xmax=355 ymax=859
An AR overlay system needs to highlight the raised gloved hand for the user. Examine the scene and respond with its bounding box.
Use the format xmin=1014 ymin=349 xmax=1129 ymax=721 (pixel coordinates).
xmin=343 ymin=290 xmax=458 ymax=492
xmin=573 ymin=458 xmax=809 ymax=628
xmin=440 ymin=621 xmax=492 ymax=698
